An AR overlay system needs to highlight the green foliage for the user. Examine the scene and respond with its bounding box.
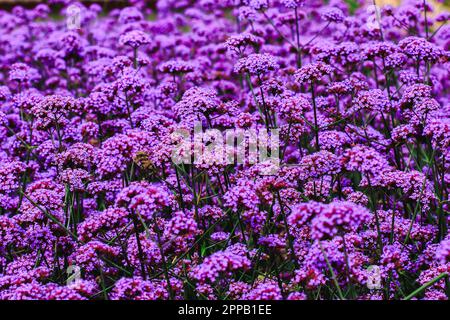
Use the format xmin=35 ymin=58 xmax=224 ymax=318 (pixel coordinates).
xmin=345 ymin=0 xmax=360 ymax=14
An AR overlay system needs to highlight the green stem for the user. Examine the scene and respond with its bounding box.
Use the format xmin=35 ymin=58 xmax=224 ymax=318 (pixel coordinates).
xmin=404 ymin=273 xmax=448 ymax=300
xmin=319 ymin=242 xmax=345 ymax=300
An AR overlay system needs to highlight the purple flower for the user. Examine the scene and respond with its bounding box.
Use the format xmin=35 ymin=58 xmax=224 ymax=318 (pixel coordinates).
xmin=174 ymin=86 xmax=220 ymax=120
xmin=158 ymin=60 xmax=197 ymax=74
xmin=0 ymin=161 xmax=26 ymax=193
xmin=190 ymin=246 xmax=251 ymax=283
xmin=119 ymin=30 xmax=151 ymax=48
xmin=31 ymin=94 xmax=76 ymax=129
xmin=241 ymin=281 xmax=282 ymax=300
xmin=0 ymin=0 xmax=447 ymax=301
xmin=350 ymin=89 xmax=391 ymax=114
xmin=289 ymin=201 xmax=371 ymax=240
xmin=248 ymin=0 xmax=269 ymax=11
xmin=118 ymin=7 xmax=144 ymax=24
xmin=234 ymin=53 xmax=279 ymax=75
xmin=321 ymin=8 xmax=345 ymax=23
xmin=78 ymin=207 xmax=129 ymax=241
xmin=9 ymin=63 xmax=40 ymax=83
xmin=279 ymin=95 xmax=311 ymax=123
xmin=294 ymin=62 xmax=333 ymax=84
xmin=226 ymin=33 xmax=263 ymax=55
xmin=399 ymin=36 xmax=443 ymax=62
xmin=280 ymin=0 xmax=305 ymax=9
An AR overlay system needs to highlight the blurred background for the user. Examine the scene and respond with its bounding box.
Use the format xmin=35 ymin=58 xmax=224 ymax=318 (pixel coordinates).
xmin=377 ymin=0 xmax=448 ymax=11
xmin=0 ymin=0 xmax=447 ymax=13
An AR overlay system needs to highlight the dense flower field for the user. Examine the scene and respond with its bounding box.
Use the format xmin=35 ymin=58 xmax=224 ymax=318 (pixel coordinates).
xmin=0 ymin=0 xmax=449 ymax=300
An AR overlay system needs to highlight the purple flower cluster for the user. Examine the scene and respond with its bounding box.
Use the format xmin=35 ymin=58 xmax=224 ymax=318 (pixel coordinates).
xmin=289 ymin=201 xmax=371 ymax=240
xmin=0 ymin=1 xmax=448 ymax=301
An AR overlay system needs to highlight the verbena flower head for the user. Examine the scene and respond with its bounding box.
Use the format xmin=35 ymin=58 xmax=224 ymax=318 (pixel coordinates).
xmin=321 ymin=7 xmax=345 ymax=23
xmin=248 ymin=0 xmax=269 ymax=11
xmin=9 ymin=63 xmax=40 ymax=83
xmin=288 ymin=201 xmax=371 ymax=240
xmin=119 ymin=30 xmax=151 ymax=48
xmin=234 ymin=53 xmax=279 ymax=75
xmin=294 ymin=62 xmax=333 ymax=84
xmin=31 ymin=94 xmax=76 ymax=129
xmin=436 ymin=238 xmax=450 ymax=264
xmin=350 ymin=89 xmax=391 ymax=114
xmin=119 ymin=6 xmax=144 ymax=24
xmin=226 ymin=33 xmax=263 ymax=55
xmin=158 ymin=60 xmax=197 ymax=74
xmin=399 ymin=36 xmax=443 ymax=62
xmin=280 ymin=0 xmax=305 ymax=9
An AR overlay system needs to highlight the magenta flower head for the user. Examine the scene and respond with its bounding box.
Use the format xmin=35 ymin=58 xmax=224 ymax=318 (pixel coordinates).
xmin=279 ymin=95 xmax=312 ymax=123
xmin=174 ymin=86 xmax=220 ymax=120
xmin=33 ymin=3 xmax=50 ymax=19
xmin=59 ymin=168 xmax=91 ymax=192
xmin=248 ymin=0 xmax=269 ymax=11
xmin=298 ymin=150 xmax=341 ymax=178
xmin=0 ymin=111 xmax=7 ymax=127
xmin=119 ymin=30 xmax=151 ymax=48
xmin=9 ymin=63 xmax=40 ymax=84
xmin=0 ymin=161 xmax=26 ymax=193
xmin=190 ymin=246 xmax=251 ymax=283
xmin=242 ymin=281 xmax=282 ymax=300
xmin=288 ymin=201 xmax=371 ymax=240
xmin=118 ymin=6 xmax=144 ymax=24
xmin=436 ymin=238 xmax=450 ymax=264
xmin=234 ymin=53 xmax=279 ymax=75
xmin=225 ymin=33 xmax=263 ymax=55
xmin=281 ymin=0 xmax=305 ymax=9
xmin=399 ymin=83 xmax=432 ymax=107
xmin=0 ymin=86 xmax=11 ymax=101
xmin=31 ymin=94 xmax=76 ymax=129
xmin=294 ymin=62 xmax=333 ymax=84
xmin=351 ymin=89 xmax=391 ymax=114
xmin=158 ymin=60 xmax=197 ymax=75
xmin=321 ymin=7 xmax=345 ymax=23
xmin=399 ymin=37 xmax=443 ymax=62
xmin=0 ymin=0 xmax=449 ymax=301
xmin=78 ymin=207 xmax=129 ymax=242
